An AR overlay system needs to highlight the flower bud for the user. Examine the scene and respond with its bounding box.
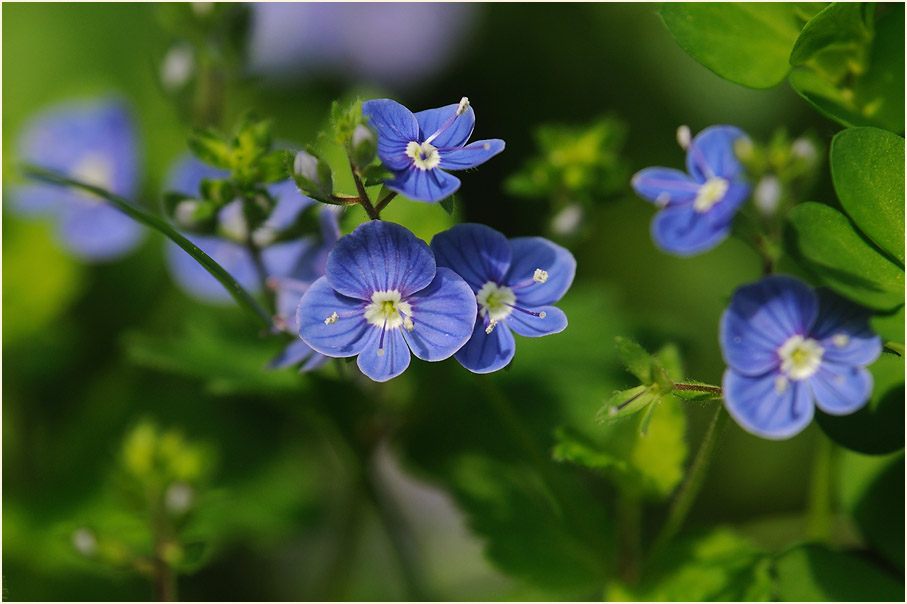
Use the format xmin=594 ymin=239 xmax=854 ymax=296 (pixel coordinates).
xmin=350 ymin=124 xmax=377 ymax=170
xmin=754 ymin=175 xmax=782 ymax=216
xmin=293 ymin=150 xmax=333 ymax=200
xmin=165 ymin=482 xmax=195 ymax=515
xmin=72 ymin=528 xmax=98 ymax=557
xmin=161 ymin=44 xmax=195 ymax=92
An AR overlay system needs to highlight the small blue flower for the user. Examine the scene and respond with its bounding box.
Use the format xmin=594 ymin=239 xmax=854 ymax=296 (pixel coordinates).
xmin=297 ymin=220 xmax=477 ymax=382
xmin=631 ymin=125 xmax=751 ymax=256
xmin=720 ymin=275 xmax=882 ymax=439
xmin=11 ymin=98 xmax=144 ymax=260
xmin=430 ymin=223 xmax=576 ymax=373
xmin=362 ymin=97 xmax=505 ymax=203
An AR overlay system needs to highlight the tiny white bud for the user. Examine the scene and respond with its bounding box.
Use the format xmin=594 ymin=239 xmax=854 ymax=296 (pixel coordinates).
xmin=72 ymin=528 xmax=97 ymax=557
xmin=791 ymin=137 xmax=817 ymax=161
xmin=161 ymin=44 xmax=195 ymax=91
xmin=165 ymin=482 xmax=194 ymax=515
xmin=324 ymin=312 xmax=339 ymax=325
xmin=533 ymin=269 xmax=549 ymax=284
xmin=218 ymin=200 xmax=249 ymax=242
xmin=456 ymin=97 xmax=470 ymax=116
xmin=832 ymin=333 xmax=850 ymax=348
xmin=753 ymin=175 xmax=782 ymax=216
xmin=551 ymin=203 xmax=583 ymax=236
xmin=174 ymin=200 xmax=202 ymax=227
xmin=676 ymin=125 xmax=691 ymax=150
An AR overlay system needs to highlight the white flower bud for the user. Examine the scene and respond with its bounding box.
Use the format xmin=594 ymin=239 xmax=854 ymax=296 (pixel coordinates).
xmin=754 ymin=175 xmax=782 ymax=216
xmin=165 ymin=482 xmax=195 ymax=515
xmin=72 ymin=528 xmax=98 ymax=557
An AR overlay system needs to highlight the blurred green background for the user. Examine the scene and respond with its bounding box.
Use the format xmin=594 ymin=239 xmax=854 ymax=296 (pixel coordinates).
xmin=3 ymin=3 xmax=902 ymax=601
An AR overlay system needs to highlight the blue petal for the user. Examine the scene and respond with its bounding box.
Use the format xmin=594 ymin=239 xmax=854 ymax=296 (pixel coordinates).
xmin=58 ymin=202 xmax=145 ymax=261
xmin=8 ymin=184 xmax=73 ymax=216
xmin=505 ymin=237 xmax=576 ymax=307
xmin=357 ymin=327 xmax=411 ymax=382
xmin=414 ymin=103 xmax=475 ymax=148
xmin=454 ymin=318 xmax=516 ymax=374
xmin=507 ymin=305 xmax=567 ymax=338
xmin=300 ymin=352 xmax=330 ymax=373
xmin=363 ymin=99 xmax=420 ymax=170
xmin=326 ymin=220 xmax=436 ymax=299
xmin=686 ymin=125 xmax=748 ymax=182
xmin=811 ymin=289 xmax=882 ymax=366
xmin=720 ymin=275 xmax=818 ymax=376
xmin=809 ymin=365 xmax=873 ymax=416
xmin=723 ymin=369 xmax=814 ymax=439
xmin=651 ymin=204 xmax=731 ymax=256
xmin=386 ymin=166 xmax=461 ymax=203
xmin=264 ymin=179 xmax=316 ymax=232
xmin=165 ymin=236 xmax=260 ymax=303
xmin=631 ymin=168 xmax=700 ymax=205
xmin=262 ymin=239 xmax=313 ymax=280
xmin=273 ymin=278 xmax=310 ymax=326
xmin=268 ymin=339 xmax=317 ymax=369
xmin=297 ymin=276 xmax=371 ymax=357
xmin=438 ymin=139 xmax=505 ymax=170
xmin=431 ymin=223 xmax=512 ymax=291
xmin=165 ymin=153 xmax=229 ymax=196
xmin=402 ymin=267 xmax=477 ymax=361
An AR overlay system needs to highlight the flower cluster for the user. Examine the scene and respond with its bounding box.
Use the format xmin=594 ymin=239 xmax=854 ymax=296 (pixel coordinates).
xmin=720 ymin=275 xmax=881 ymax=439
xmin=631 ymin=125 xmax=751 ymax=256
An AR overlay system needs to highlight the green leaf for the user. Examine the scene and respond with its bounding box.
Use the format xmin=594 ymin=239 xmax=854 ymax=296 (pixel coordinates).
xmin=871 ymin=304 xmax=904 ymax=344
xmin=615 ymin=336 xmax=653 ymax=384
xmin=789 ymin=3 xmax=871 ymax=71
xmin=439 ymin=196 xmax=455 ymax=216
xmin=786 ymin=202 xmax=904 ymax=310
xmin=187 ymin=127 xmax=232 ymax=169
xmin=815 ymin=353 xmax=904 ymax=454
xmin=257 ymin=149 xmax=293 ymax=184
xmin=658 ymin=3 xmax=823 ymax=88
xmin=773 ymin=543 xmax=903 ymax=601
xmin=831 ymin=127 xmax=905 ymax=265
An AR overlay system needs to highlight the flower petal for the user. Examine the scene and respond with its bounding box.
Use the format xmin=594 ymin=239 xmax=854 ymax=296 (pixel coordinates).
xmin=362 ymin=99 xmax=420 ymax=170
xmin=507 ymin=305 xmax=567 ymax=338
xmin=402 ymin=267 xmax=477 ymax=361
xmin=651 ymin=204 xmax=731 ymax=256
xmin=631 ymin=167 xmax=700 ymax=205
xmin=438 ymin=139 xmax=505 ymax=170
xmin=8 ymin=184 xmax=73 ymax=216
xmin=686 ymin=125 xmax=748 ymax=182
xmin=720 ymin=275 xmax=818 ymax=376
xmin=58 ymin=202 xmax=145 ymax=261
xmin=263 ymin=179 xmax=316 ymax=232
xmin=325 ymin=220 xmax=436 ymax=299
xmin=357 ymin=327 xmax=411 ymax=382
xmin=723 ymin=369 xmax=814 ymax=439
xmin=386 ymin=166 xmax=461 ymax=203
xmin=268 ymin=339 xmax=317 ymax=369
xmin=273 ymin=278 xmax=310 ymax=326
xmin=702 ymin=181 xmax=751 ymax=228
xmin=414 ymin=102 xmax=475 ymax=148
xmin=454 ymin=318 xmax=516 ymax=374
xmin=431 ymin=223 xmax=512 ymax=291
xmin=166 ymin=236 xmax=260 ymax=303
xmin=809 ymin=365 xmax=873 ymax=416
xmin=165 ymin=153 xmax=229 ymax=196
xmin=505 ymin=237 xmax=576 ymax=307
xmin=300 ymin=352 xmax=331 ymax=373
xmin=297 ymin=276 xmax=372 ymax=357
xmin=811 ymin=289 xmax=882 ymax=366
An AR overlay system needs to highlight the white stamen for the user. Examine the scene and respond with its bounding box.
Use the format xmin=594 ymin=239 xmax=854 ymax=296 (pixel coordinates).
xmin=533 ymin=269 xmax=549 ymax=284
xmin=456 ymin=97 xmax=470 ymax=116
xmin=485 ymin=319 xmax=498 ymax=335
xmin=676 ymin=125 xmax=691 ymax=150
xmin=778 ymin=334 xmax=824 ymax=380
xmin=405 ymin=140 xmax=441 ymax=171
xmin=324 ymin=312 xmax=339 ymax=325
xmin=364 ymin=290 xmax=413 ymax=330
xmin=693 ymin=177 xmax=729 ymax=213
xmin=477 ymin=282 xmax=517 ymax=322
xmin=832 ymin=333 xmax=850 ymax=348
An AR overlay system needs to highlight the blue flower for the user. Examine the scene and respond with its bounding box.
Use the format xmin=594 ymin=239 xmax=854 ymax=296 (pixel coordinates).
xmin=430 ymin=223 xmax=576 ymax=373
xmin=631 ymin=125 xmax=751 ymax=256
xmin=720 ymin=275 xmax=882 ymax=439
xmin=362 ymin=98 xmax=505 ymax=203
xmin=297 ymin=220 xmax=477 ymax=382
xmin=10 ymin=98 xmax=144 ymax=260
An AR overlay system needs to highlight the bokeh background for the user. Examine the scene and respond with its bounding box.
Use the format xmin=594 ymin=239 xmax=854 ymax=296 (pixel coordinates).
xmin=3 ymin=3 xmax=902 ymax=601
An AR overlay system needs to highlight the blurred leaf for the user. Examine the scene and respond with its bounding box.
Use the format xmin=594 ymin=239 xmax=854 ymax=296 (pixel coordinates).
xmin=773 ymin=543 xmax=903 ymax=601
xmin=658 ymin=3 xmax=823 ymax=88
xmin=608 ymin=529 xmax=773 ymax=601
xmin=188 ymin=127 xmax=232 ymax=169
xmin=830 ymin=127 xmax=905 ymax=265
xmin=615 ymin=336 xmax=653 ymax=384
xmin=789 ymin=3 xmax=871 ymax=73
xmin=871 ymin=304 xmax=905 ymax=345
xmin=815 ymin=353 xmax=904 ymax=454
xmin=257 ymin=149 xmax=292 ymax=184
xmin=786 ymin=202 xmax=904 ymax=310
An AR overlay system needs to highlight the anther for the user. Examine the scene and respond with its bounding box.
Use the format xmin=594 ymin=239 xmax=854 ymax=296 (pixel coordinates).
xmin=403 ymin=316 xmax=414 ymax=332
xmin=456 ymin=97 xmax=470 ymax=116
xmin=425 ymin=97 xmax=471 ymax=145
xmin=676 ymin=125 xmax=691 ymax=150
xmin=485 ymin=319 xmax=498 ymax=335
xmin=533 ymin=269 xmax=548 ymax=284
xmin=324 ymin=312 xmax=339 ymax=325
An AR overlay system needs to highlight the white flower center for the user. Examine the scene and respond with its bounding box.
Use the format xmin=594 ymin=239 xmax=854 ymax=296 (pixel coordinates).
xmin=778 ymin=334 xmax=824 ymax=381
xmin=363 ymin=289 xmax=413 ymax=331
xmin=693 ymin=177 xmax=729 ymax=213
xmin=71 ymin=153 xmax=115 ymax=201
xmin=406 ymin=141 xmax=441 ymax=171
xmin=476 ymin=281 xmax=516 ymax=322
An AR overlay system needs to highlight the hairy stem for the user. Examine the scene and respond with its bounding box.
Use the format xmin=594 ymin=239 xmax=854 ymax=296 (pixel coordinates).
xmin=672 ymin=382 xmax=723 ymax=395
xmin=349 ymin=159 xmax=380 ymax=220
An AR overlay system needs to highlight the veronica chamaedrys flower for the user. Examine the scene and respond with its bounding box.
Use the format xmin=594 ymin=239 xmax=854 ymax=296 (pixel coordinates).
xmin=10 ymin=98 xmax=144 ymax=260
xmin=297 ymin=220 xmax=477 ymax=382
xmin=430 ymin=223 xmax=576 ymax=373
xmin=362 ymin=97 xmax=505 ymax=203
xmin=631 ymin=125 xmax=751 ymax=256
xmin=164 ymin=154 xmax=336 ymax=305
xmin=720 ymin=275 xmax=882 ymax=439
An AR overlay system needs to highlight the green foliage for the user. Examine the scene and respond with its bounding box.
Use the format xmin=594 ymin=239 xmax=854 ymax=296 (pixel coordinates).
xmin=187 ymin=114 xmax=286 ymax=188
xmin=830 ymin=127 xmax=905 ymax=265
xmin=871 ymin=304 xmax=905 ymax=345
xmin=773 ymin=543 xmax=904 ymax=601
xmin=658 ymin=3 xmax=823 ymax=88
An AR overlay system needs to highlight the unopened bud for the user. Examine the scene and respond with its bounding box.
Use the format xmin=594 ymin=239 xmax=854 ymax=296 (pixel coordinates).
xmin=753 ymin=175 xmax=782 ymax=216
xmin=161 ymin=44 xmax=195 ymax=92
xmin=350 ymin=124 xmax=377 ymax=169
xmin=676 ymin=125 xmax=691 ymax=150
xmin=293 ymin=150 xmax=333 ymax=199
xmin=72 ymin=528 xmax=98 ymax=557
xmin=165 ymin=482 xmax=195 ymax=515
xmin=791 ymin=137 xmax=817 ymax=162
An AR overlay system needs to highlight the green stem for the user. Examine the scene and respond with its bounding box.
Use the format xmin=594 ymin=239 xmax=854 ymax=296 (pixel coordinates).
xmin=375 ymin=191 xmax=397 ymax=214
xmin=649 ymin=404 xmax=729 ymax=559
xmin=672 ymin=382 xmax=723 ymax=395
xmin=20 ymin=164 xmax=273 ymax=330
xmin=806 ymin=432 xmax=835 ymax=543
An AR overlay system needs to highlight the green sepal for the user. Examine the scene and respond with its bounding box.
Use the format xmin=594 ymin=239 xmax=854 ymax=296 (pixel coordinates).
xmin=595 ymin=385 xmax=658 ymax=424
xmin=349 ymin=123 xmax=377 ymax=170
xmin=439 ymin=196 xmax=456 ymax=216
xmin=331 ymin=98 xmax=366 ymax=146
xmin=187 ymin=127 xmax=232 ymax=169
